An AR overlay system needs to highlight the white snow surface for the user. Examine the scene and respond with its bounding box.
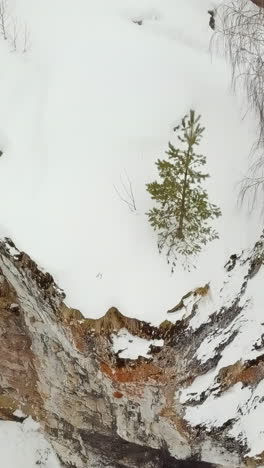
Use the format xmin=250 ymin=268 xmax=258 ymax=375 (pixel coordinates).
xmin=112 ymin=327 xmax=164 ymax=359
xmin=0 ymin=0 xmax=259 ymax=325
xmin=0 ymin=418 xmax=60 ymax=468
xmin=0 ymin=0 xmax=262 ymax=465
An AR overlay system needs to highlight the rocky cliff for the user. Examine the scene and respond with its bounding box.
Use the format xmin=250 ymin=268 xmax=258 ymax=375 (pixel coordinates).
xmin=0 ymin=235 xmax=264 ymax=467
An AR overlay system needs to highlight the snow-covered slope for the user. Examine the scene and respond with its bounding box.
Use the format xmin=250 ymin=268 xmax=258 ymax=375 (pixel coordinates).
xmin=0 ymin=0 xmax=263 ymax=466
xmin=0 ymin=0 xmax=259 ymax=325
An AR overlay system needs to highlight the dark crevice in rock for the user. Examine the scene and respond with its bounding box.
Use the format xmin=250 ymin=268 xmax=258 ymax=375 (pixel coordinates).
xmin=78 ymin=430 xmax=218 ymax=468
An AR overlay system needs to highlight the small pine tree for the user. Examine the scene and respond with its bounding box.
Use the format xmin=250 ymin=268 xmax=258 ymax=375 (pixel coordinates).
xmin=146 ymin=110 xmax=221 ymax=270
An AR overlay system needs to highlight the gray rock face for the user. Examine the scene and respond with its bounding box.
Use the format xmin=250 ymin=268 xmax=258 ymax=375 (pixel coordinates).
xmin=0 ymin=236 xmax=263 ymax=467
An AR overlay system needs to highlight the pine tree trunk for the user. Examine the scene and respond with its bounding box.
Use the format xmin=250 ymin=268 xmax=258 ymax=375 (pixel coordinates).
xmin=177 ymin=147 xmax=191 ymax=239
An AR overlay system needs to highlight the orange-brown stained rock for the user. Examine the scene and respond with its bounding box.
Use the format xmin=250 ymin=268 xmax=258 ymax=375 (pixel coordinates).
xmin=239 ymin=363 xmax=264 ymax=385
xmin=62 ymin=306 xmax=160 ymax=339
xmin=218 ymin=361 xmax=244 ymax=390
xmin=100 ymin=361 xmax=165 ymax=384
xmin=245 ymin=451 xmax=264 ymax=468
xmin=61 ymin=306 xmax=161 ymax=354
xmin=218 ymin=360 xmax=264 ymax=390
xmin=113 ymin=391 xmax=123 ymax=399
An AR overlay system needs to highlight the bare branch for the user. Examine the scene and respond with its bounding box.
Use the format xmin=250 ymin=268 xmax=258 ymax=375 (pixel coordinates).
xmin=11 ymin=17 xmax=17 ymax=52
xmin=23 ymin=23 xmax=30 ymax=53
xmin=0 ymin=1 xmax=30 ymax=53
xmin=114 ymin=171 xmax=137 ymax=213
xmin=0 ymin=0 xmax=9 ymax=40
xmin=212 ymin=0 xmax=264 ymax=208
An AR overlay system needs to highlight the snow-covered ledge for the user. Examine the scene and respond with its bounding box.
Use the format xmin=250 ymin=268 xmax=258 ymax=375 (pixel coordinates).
xmin=0 ymin=236 xmax=264 ymax=467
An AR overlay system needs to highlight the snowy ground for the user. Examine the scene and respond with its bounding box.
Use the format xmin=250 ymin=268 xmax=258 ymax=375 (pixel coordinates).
xmin=0 ymin=0 xmax=261 ymax=466
xmin=0 ymin=418 xmax=60 ymax=468
xmin=0 ymin=0 xmax=259 ymax=325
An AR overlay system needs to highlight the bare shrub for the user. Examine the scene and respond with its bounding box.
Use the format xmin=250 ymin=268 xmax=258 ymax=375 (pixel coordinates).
xmin=212 ymin=0 xmax=264 ymax=208
xmin=0 ymin=0 xmax=30 ymax=53
xmin=0 ymin=0 xmax=9 ymax=40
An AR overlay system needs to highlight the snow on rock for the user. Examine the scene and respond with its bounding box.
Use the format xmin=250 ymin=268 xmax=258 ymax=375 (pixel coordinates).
xmin=13 ymin=409 xmax=26 ymax=419
xmin=111 ymin=327 xmax=164 ymax=359
xmin=4 ymin=238 xmax=20 ymax=258
xmin=230 ymin=379 xmax=264 ymax=458
xmin=176 ymin=233 xmax=264 ymax=464
xmin=1 ymin=235 xmax=264 ymax=466
xmin=0 ymin=419 xmax=60 ymax=468
xmin=184 ymin=382 xmax=252 ymax=429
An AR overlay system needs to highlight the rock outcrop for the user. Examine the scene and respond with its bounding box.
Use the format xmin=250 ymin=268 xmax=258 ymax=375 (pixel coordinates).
xmin=0 ymin=236 xmax=264 ymax=467
xmin=251 ymin=0 xmax=264 ymax=8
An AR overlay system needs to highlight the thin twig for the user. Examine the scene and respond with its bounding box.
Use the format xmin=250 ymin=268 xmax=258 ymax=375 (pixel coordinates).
xmin=114 ymin=171 xmax=137 ymax=212
xmin=212 ymin=0 xmax=264 ymax=209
